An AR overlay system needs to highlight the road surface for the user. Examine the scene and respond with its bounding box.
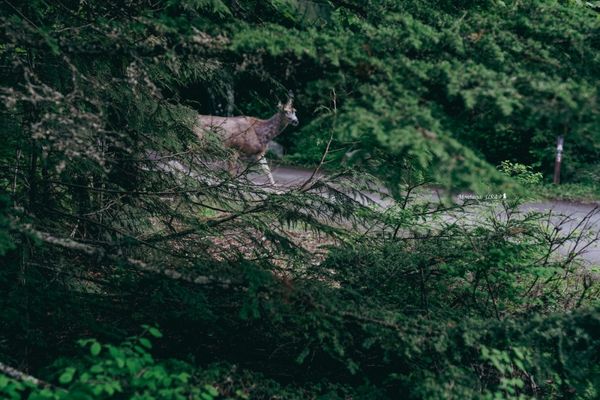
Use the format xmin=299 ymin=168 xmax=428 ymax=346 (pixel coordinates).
xmin=259 ymin=165 xmax=600 ymax=266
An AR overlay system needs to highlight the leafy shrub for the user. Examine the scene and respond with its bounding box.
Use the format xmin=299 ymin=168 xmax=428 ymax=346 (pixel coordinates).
xmin=498 ymin=161 xmax=544 ymax=186
xmin=0 ymin=327 xmax=223 ymax=400
xmin=2 ymin=308 xmax=599 ymax=400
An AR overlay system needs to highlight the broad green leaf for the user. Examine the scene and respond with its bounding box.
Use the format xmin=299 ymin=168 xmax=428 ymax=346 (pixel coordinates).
xmin=58 ymin=367 xmax=75 ymax=384
xmin=148 ymin=327 xmax=163 ymax=338
xmin=90 ymin=342 xmax=101 ymax=356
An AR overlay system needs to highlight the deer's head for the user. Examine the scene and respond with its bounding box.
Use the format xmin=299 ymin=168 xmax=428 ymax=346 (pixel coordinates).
xmin=278 ymin=96 xmax=298 ymax=127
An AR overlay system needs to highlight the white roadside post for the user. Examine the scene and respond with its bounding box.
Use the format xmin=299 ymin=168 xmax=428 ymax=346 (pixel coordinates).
xmin=553 ymin=135 xmax=564 ymax=185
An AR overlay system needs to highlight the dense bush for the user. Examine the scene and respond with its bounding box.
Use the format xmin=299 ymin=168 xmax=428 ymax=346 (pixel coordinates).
xmin=2 ymin=309 xmax=599 ymax=399
xmin=2 ymin=191 xmax=598 ymax=398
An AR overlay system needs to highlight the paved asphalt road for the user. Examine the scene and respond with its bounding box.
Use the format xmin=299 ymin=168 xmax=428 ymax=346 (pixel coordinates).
xmin=257 ymin=165 xmax=600 ymax=266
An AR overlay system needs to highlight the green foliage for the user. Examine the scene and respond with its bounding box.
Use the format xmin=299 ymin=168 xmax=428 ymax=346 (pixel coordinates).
xmin=0 ymin=1 xmax=599 ymax=400
xmin=532 ymin=182 xmax=600 ymax=202
xmin=496 ymin=161 xmax=600 ymax=201
xmin=480 ymin=345 xmax=531 ymax=400
xmin=0 ymin=329 xmax=223 ymax=400
xmin=2 ymin=308 xmax=599 ymax=399
xmin=227 ymin=0 xmax=600 ymax=188
xmin=319 ymin=204 xmax=595 ymax=319
xmin=498 ymin=161 xmax=544 ymax=186
xmin=0 ymin=195 xmax=14 ymax=256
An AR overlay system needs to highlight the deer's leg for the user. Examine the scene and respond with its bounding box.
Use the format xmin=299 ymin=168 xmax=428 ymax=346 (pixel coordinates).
xmin=227 ymin=152 xmax=240 ymax=178
xmin=259 ymin=156 xmax=275 ymax=186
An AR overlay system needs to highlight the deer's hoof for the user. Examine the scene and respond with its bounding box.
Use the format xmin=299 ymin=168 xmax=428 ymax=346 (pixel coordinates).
xmin=268 ymin=185 xmax=285 ymax=195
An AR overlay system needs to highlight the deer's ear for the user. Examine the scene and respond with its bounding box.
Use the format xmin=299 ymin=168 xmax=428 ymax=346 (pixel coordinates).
xmin=277 ymin=101 xmax=283 ymax=109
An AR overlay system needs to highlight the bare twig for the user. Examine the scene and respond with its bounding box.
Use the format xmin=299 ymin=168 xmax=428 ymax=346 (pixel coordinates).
xmin=0 ymin=362 xmax=53 ymax=388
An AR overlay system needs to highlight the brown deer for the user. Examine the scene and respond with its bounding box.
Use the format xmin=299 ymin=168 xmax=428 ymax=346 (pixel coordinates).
xmin=193 ymin=96 xmax=298 ymax=185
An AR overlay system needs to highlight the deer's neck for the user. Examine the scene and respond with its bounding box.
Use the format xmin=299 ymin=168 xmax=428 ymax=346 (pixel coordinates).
xmin=257 ymin=111 xmax=288 ymax=145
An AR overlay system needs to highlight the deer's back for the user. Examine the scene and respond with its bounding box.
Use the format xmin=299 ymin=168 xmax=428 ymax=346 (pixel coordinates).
xmin=194 ymin=115 xmax=266 ymax=156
